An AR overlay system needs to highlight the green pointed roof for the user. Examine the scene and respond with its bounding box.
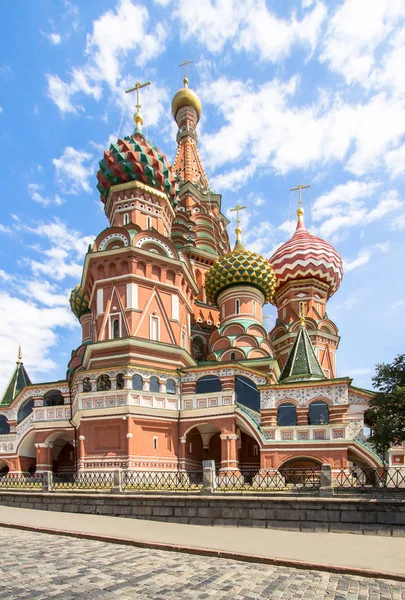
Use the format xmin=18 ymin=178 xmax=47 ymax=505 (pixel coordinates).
xmin=279 ymin=325 xmax=325 ymax=383
xmin=1 ymin=349 xmax=32 ymax=406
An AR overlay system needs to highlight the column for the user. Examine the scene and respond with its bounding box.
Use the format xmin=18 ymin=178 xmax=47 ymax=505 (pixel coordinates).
xmin=219 ymin=433 xmax=239 ymax=473
xmin=35 ymin=443 xmax=52 ymax=473
xmin=296 ymin=407 xmax=308 ymax=426
xmin=179 ymin=436 xmax=187 ymax=470
xmin=77 ymin=435 xmax=86 ymax=470
xmin=126 ymin=417 xmax=134 ymax=467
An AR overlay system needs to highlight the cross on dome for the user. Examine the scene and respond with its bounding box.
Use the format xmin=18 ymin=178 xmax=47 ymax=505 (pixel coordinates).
xmin=125 ymin=80 xmax=151 ymax=133
xmin=179 ymin=59 xmax=194 ymax=87
xmin=229 ymin=203 xmax=246 ymax=245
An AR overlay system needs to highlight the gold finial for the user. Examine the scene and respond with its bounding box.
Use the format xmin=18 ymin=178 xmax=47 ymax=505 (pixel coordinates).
xmin=125 ymin=80 xmax=152 ymax=132
xmin=179 ymin=60 xmax=194 ymax=88
xmin=17 ymin=346 xmax=22 ymax=364
xmin=290 ymin=183 xmax=310 ymax=218
xmin=230 ymin=203 xmax=247 ymax=245
xmin=299 ymin=302 xmax=306 ymax=328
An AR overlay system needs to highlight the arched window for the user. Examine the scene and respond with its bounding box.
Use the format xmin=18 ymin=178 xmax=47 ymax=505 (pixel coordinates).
xmin=97 ymin=374 xmax=111 ymax=391
xmin=235 ymin=376 xmax=260 ymax=412
xmin=123 ymin=213 xmax=129 ymax=225
xmin=0 ymin=415 xmax=10 ymax=435
xmin=308 ymin=401 xmax=329 ymax=425
xmin=17 ymin=399 xmax=34 ymax=424
xmin=149 ymin=377 xmax=159 ymax=393
xmin=196 ymin=375 xmax=222 ymax=394
xmin=146 ymin=216 xmax=152 ymax=228
xmin=132 ymin=374 xmax=143 ymax=391
xmin=230 ymin=352 xmax=236 ymax=360
xmin=83 ymin=377 xmax=91 ymax=392
xmin=277 ymin=402 xmax=297 ymax=426
xmin=116 ymin=373 xmax=125 ymax=390
xmin=235 ymin=299 xmax=240 ymax=314
xmin=112 ymin=318 xmax=120 ymax=339
xmin=44 ymin=390 xmax=64 ymax=406
xmin=166 ymin=379 xmax=176 ymax=394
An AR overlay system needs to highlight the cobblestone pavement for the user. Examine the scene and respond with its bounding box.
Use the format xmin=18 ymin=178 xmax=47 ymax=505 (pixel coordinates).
xmin=1 ymin=528 xmax=405 ymax=600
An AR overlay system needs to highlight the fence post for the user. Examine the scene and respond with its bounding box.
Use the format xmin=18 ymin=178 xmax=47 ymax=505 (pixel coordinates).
xmin=319 ymin=463 xmax=334 ymax=496
xmin=42 ymin=471 xmax=53 ymax=493
xmin=202 ymin=460 xmax=216 ymax=494
xmin=112 ymin=469 xmax=122 ymax=493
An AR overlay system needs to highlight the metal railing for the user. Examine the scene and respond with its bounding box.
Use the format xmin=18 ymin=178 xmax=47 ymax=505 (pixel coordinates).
xmin=0 ymin=473 xmax=43 ymax=489
xmin=122 ymin=470 xmax=203 ymax=492
xmin=215 ymin=468 xmax=321 ymax=492
xmin=335 ymin=467 xmax=405 ymax=492
xmin=52 ymin=472 xmax=114 ymax=490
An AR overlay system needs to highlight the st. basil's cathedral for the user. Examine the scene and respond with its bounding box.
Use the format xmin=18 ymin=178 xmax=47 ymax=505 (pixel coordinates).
xmin=0 ymin=72 xmax=394 ymax=477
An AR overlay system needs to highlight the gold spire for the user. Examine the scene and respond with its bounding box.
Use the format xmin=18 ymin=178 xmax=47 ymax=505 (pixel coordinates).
xmin=17 ymin=346 xmax=22 ymax=364
xmin=299 ymin=302 xmax=307 ymax=328
xmin=125 ymin=80 xmax=151 ymax=133
xmin=229 ymin=203 xmax=246 ymax=246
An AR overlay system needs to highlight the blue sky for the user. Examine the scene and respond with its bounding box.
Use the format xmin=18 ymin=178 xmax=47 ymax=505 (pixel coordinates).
xmin=1 ymin=0 xmax=405 ymax=392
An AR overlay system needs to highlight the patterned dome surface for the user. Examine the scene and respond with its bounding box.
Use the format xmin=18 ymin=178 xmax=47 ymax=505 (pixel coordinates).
xmin=269 ymin=210 xmax=343 ymax=300
xmin=205 ymin=239 xmax=276 ymax=304
xmin=69 ymin=285 xmax=90 ymax=319
xmin=96 ymin=132 xmax=177 ymax=204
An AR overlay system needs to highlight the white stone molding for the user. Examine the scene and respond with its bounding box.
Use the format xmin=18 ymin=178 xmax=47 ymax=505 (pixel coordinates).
xmin=98 ymin=233 xmax=129 ymax=251
xmin=261 ymin=383 xmax=349 ymax=409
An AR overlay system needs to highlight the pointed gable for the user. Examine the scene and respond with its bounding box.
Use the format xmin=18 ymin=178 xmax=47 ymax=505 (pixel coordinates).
xmin=1 ymin=359 xmax=32 ymax=406
xmin=279 ymin=326 xmax=325 ymax=383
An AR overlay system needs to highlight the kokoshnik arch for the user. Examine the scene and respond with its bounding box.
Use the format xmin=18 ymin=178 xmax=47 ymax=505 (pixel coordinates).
xmin=0 ymin=70 xmax=393 ymax=477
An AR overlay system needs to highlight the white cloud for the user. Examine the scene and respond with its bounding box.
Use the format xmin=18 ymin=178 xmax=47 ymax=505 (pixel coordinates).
xmin=0 ymin=224 xmax=11 ymax=234
xmin=28 ymin=183 xmax=64 ymax=207
xmin=311 ymin=182 xmax=402 ymax=238
xmin=174 ymin=0 xmax=327 ymax=60
xmin=42 ymin=31 xmax=62 ymax=45
xmin=47 ymin=0 xmax=167 ymax=113
xmin=343 ymin=242 xmax=391 ymax=273
xmin=201 ymin=75 xmax=405 ymax=191
xmin=52 ymin=146 xmax=93 ymax=194
xmin=385 ymin=142 xmax=405 ymax=178
xmin=0 ymin=292 xmax=77 ymax=388
xmin=392 ymin=300 xmax=405 ymax=311
xmin=320 ymin=0 xmax=405 ymax=90
xmin=0 ymin=106 xmax=3 ymax=115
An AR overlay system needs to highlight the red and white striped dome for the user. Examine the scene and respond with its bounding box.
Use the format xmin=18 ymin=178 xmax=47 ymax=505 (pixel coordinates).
xmin=269 ymin=208 xmax=343 ymax=301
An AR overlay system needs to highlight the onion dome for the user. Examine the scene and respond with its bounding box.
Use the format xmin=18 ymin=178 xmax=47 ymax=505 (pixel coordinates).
xmin=270 ymin=207 xmax=343 ymax=301
xmin=205 ymin=228 xmax=276 ymax=304
xmin=96 ymin=132 xmax=178 ymax=204
xmin=171 ymin=76 xmax=202 ymax=122
xmin=69 ymin=285 xmax=90 ymax=319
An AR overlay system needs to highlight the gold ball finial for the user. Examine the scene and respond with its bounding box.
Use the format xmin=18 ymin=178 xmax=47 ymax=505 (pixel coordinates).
xmin=133 ymin=111 xmax=144 ymax=129
xmin=17 ymin=346 xmax=22 ymax=363
xmin=184 ymin=76 xmax=189 ymax=88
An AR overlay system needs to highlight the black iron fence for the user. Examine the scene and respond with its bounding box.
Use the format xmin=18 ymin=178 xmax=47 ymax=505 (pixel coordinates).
xmin=0 ymin=467 xmax=404 ymax=494
xmin=122 ymin=470 xmax=203 ymax=492
xmin=334 ymin=467 xmax=405 ymax=493
xmin=216 ymin=468 xmax=320 ymax=491
xmin=52 ymin=472 xmax=114 ymax=490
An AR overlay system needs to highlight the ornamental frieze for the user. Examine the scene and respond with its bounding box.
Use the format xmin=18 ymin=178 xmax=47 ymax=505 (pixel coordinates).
xmin=182 ymin=368 xmax=266 ymax=386
xmin=260 ymin=384 xmax=348 ymax=408
xmin=348 ymin=391 xmax=370 ymax=405
xmin=6 ymin=385 xmax=69 ymax=419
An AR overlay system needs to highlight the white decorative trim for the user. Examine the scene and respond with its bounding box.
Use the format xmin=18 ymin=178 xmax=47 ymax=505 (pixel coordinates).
xmin=98 ymin=233 xmax=129 ymax=251
xmin=135 ymin=236 xmax=174 ymax=258
xmin=261 ymin=383 xmax=348 ymax=409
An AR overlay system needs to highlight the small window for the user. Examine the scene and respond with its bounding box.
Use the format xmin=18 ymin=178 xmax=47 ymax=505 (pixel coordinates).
xmin=123 ymin=213 xmax=129 ymax=225
xmin=153 ymin=436 xmax=158 ymax=450
xmin=150 ymin=377 xmax=159 ymax=393
xmin=83 ymin=377 xmax=91 ymax=392
xmin=17 ymin=399 xmax=34 ymax=424
xmin=235 ymin=299 xmax=240 ymax=314
xmin=150 ymin=316 xmax=159 ymax=341
xmin=309 ymin=401 xmax=329 ymax=425
xmin=196 ymin=376 xmax=222 ymax=394
xmin=89 ymin=322 xmax=93 ymax=339
xmin=97 ymin=374 xmax=111 ymax=391
xmin=132 ymin=375 xmax=143 ymax=391
xmin=283 ymin=307 xmax=286 ymax=320
xmin=189 ymin=442 xmax=192 ymax=453
xmin=112 ymin=318 xmax=120 ymax=339
xmin=253 ymin=445 xmax=259 ymax=456
xmin=166 ymin=379 xmax=176 ymax=394
xmin=230 ymin=352 xmax=236 ymax=360
xmin=146 ymin=216 xmax=152 ymax=229
xmin=253 ymin=301 xmax=256 ymax=317
xmin=277 ymin=402 xmax=297 ymax=426
xmin=181 ymin=330 xmax=186 ymax=348
xmin=116 ymin=373 xmax=125 ymax=390
xmin=0 ymin=415 xmax=10 ymax=435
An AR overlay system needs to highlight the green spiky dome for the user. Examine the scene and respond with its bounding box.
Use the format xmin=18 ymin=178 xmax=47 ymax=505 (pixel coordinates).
xmin=69 ymin=285 xmax=90 ymax=319
xmin=205 ymin=237 xmax=276 ymax=305
xmin=96 ymin=132 xmax=178 ymax=204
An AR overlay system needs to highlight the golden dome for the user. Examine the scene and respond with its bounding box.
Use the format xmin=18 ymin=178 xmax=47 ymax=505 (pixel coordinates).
xmin=171 ymin=77 xmax=202 ymax=122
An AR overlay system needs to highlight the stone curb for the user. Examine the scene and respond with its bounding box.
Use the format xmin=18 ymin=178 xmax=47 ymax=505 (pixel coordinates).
xmin=0 ymin=521 xmax=404 ymax=583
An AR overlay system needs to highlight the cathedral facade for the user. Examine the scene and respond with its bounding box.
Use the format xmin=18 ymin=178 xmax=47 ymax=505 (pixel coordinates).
xmin=0 ymin=76 xmax=386 ymax=476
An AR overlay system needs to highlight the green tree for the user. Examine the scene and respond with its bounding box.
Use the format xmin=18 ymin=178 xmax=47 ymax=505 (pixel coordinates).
xmin=366 ymin=354 xmax=405 ymax=459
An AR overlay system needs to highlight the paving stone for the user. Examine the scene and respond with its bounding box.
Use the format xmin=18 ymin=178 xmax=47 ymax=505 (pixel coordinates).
xmin=0 ymin=527 xmax=404 ymax=598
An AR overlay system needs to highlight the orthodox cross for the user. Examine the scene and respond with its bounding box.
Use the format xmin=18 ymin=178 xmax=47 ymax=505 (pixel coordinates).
xmin=179 ymin=59 xmax=194 ymax=82
xmin=229 ymin=203 xmax=246 ymax=230
xmin=125 ymin=80 xmax=151 ymax=113
xmin=290 ymin=183 xmax=310 ymax=209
